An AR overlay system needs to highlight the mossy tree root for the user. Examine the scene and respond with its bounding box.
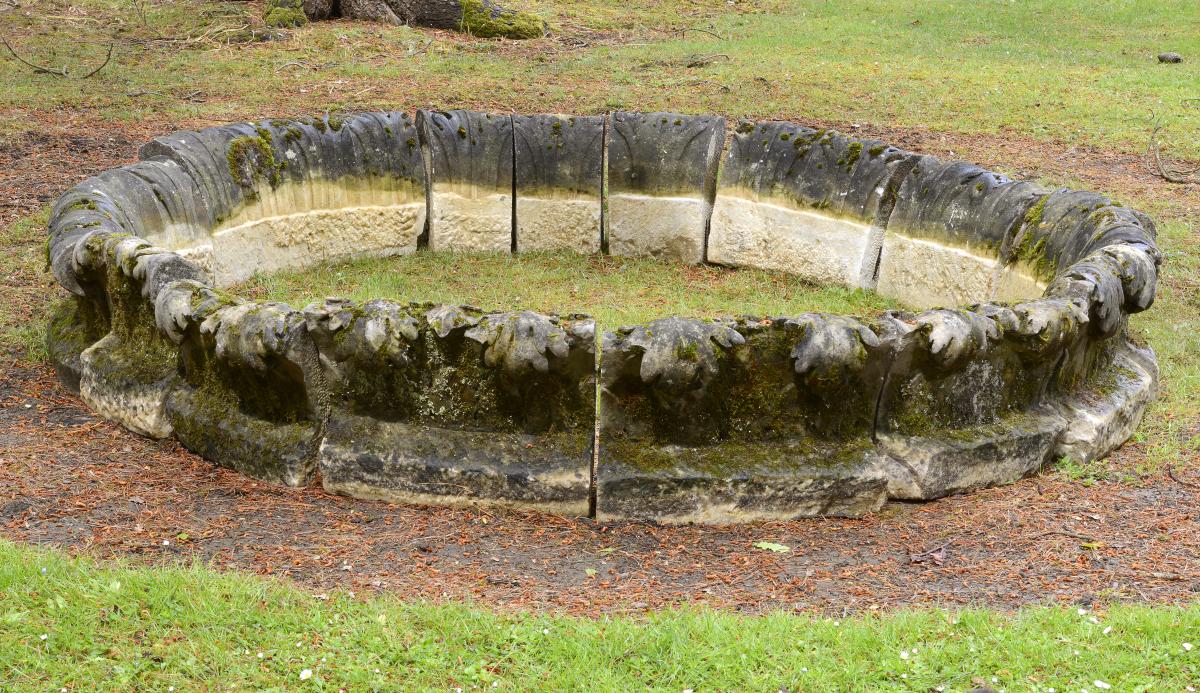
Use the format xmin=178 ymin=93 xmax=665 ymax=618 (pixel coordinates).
xmin=294 ymin=0 xmax=545 ymax=39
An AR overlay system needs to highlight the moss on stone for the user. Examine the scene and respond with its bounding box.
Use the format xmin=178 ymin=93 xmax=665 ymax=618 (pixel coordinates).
xmin=1024 ymin=193 xmax=1049 ymax=230
xmin=460 ymin=0 xmax=545 ymax=39
xmin=603 ymin=435 xmax=876 ymax=477
xmin=264 ymin=0 xmax=307 ymax=28
xmin=843 ymin=141 xmax=863 ymax=170
xmin=227 ymin=132 xmax=282 ymax=195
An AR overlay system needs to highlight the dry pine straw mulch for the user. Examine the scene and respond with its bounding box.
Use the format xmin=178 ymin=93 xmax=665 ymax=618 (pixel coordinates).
xmin=2 ymin=120 xmax=1199 ymax=617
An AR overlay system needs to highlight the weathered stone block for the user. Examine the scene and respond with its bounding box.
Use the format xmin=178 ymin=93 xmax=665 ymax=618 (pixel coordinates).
xmin=708 ymin=195 xmax=874 ymax=287
xmin=596 ymin=315 xmax=895 ymax=522
xmin=320 ymin=416 xmax=591 ymax=515
xmin=875 ymin=233 xmax=998 ymax=308
xmin=166 ymin=383 xmax=317 ymax=486
xmin=211 ymin=204 xmax=424 ymax=285
xmin=208 ymin=114 xmax=427 ymax=285
xmin=305 ymin=299 xmax=596 ymax=509
xmin=606 ymin=112 xmax=724 ymax=263
xmin=1051 ymin=338 xmax=1159 ymax=463
xmin=875 ymin=407 xmax=1067 ymax=500
xmin=157 ymin=283 xmax=323 ymax=486
xmin=711 ymin=122 xmax=913 ymax=288
xmin=597 ymin=441 xmax=889 ymax=523
xmin=878 ymin=157 xmax=1050 ymax=307
xmin=513 ymin=114 xmax=603 ymax=253
xmin=419 ymin=109 xmax=514 ymax=252
xmin=875 ymin=304 xmax=1079 ymax=436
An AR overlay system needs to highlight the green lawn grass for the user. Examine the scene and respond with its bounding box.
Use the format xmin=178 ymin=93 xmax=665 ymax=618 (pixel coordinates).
xmin=2 ymin=540 xmax=1198 ymax=691
xmin=238 ymin=250 xmax=902 ymax=326
xmin=2 ymin=0 xmax=1196 ymax=157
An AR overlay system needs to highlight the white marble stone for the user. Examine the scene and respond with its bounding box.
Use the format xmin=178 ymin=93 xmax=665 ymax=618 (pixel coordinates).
xmin=429 ymin=188 xmax=512 ymax=253
xmin=607 ymin=194 xmax=707 ymax=264
xmin=210 ymin=203 xmax=425 ymax=285
xmin=709 ymin=194 xmax=873 ymax=288
xmin=516 ymin=196 xmax=601 ymax=253
xmin=876 ymin=233 xmax=997 ymax=308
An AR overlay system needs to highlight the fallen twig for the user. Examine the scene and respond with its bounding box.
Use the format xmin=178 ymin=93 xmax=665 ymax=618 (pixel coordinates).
xmin=1166 ymin=464 xmax=1200 ymax=489
xmin=79 ymin=43 xmax=114 ymax=79
xmin=1147 ymin=112 xmax=1200 ymax=184
xmin=679 ymin=27 xmax=725 ymax=40
xmin=1033 ymin=529 xmax=1098 ymax=543
xmin=909 ymin=535 xmax=957 ymax=564
xmin=1 ymin=37 xmax=114 ymax=78
xmin=2 ymin=36 xmax=67 ymax=76
xmin=686 ymin=53 xmax=729 ymax=68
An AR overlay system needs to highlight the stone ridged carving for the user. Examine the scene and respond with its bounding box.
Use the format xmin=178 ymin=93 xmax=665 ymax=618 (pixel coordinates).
xmin=512 ymin=114 xmax=604 ymax=253
xmin=45 ymin=110 xmax=1162 ymax=524
xmin=606 ymin=111 xmax=725 ymax=263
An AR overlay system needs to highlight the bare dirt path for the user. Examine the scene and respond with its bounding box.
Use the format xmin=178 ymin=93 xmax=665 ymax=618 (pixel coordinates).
xmin=2 ymin=117 xmax=1198 ymax=616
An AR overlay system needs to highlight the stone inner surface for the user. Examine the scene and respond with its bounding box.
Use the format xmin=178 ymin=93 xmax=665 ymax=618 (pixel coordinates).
xmin=45 ymin=110 xmax=1162 ymax=524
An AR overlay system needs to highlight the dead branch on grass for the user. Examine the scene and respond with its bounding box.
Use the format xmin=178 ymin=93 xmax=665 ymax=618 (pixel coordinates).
xmin=1166 ymin=465 xmax=1200 ymax=489
xmin=1147 ymin=110 xmax=1200 ymax=184
xmin=679 ymin=27 xmax=726 ymax=41
xmin=1 ymin=37 xmax=113 ymax=78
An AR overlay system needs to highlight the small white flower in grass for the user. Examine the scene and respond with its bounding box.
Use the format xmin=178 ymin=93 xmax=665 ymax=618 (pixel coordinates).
xmin=1184 ymin=642 xmax=1194 ymax=651
xmin=899 ymin=650 xmax=909 ymax=660
xmin=801 ymin=667 xmax=808 ymax=673
xmin=1077 ymin=608 xmax=1087 ymax=615
xmin=257 ymin=652 xmax=264 ymax=659
xmin=374 ymin=669 xmax=380 ymax=674
xmin=1187 ymin=687 xmax=1196 ymax=692
xmin=1088 ymin=617 xmax=1099 ymax=624
xmin=1073 ymin=650 xmax=1080 ymax=656
xmin=992 ymin=678 xmax=999 ymax=684
xmin=1094 ymin=681 xmax=1111 ymax=690
xmin=299 ymin=669 xmax=313 ymax=681
xmin=163 ymin=540 xmax=170 ymax=546
xmin=39 ymin=634 xmax=47 ymax=641
xmin=1103 ymin=625 xmax=1112 ymax=634
xmin=542 ymin=628 xmax=549 ymax=635
xmin=901 ymin=674 xmax=907 ymax=679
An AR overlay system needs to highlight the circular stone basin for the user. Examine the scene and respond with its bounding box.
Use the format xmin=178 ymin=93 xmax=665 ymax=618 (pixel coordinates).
xmin=46 ymin=110 xmax=1162 ymax=524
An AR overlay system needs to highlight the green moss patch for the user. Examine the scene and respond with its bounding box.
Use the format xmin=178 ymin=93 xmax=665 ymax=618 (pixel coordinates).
xmin=264 ymin=0 xmax=307 ymax=28
xmin=460 ymin=0 xmax=546 ymax=39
